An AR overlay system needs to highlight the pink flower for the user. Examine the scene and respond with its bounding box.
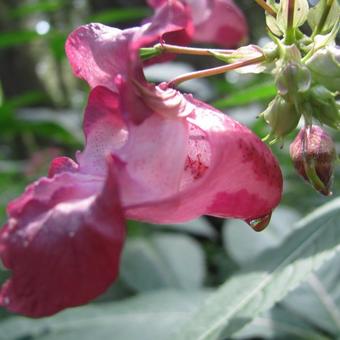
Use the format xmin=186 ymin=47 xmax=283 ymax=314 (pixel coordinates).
xmin=147 ymin=0 xmax=248 ymax=47
xmin=0 ymin=1 xmax=281 ymax=317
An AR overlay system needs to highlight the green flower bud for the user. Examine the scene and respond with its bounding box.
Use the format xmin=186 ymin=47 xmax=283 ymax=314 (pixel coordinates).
xmin=290 ymin=125 xmax=337 ymax=195
xmin=308 ymin=85 xmax=340 ymax=130
xmin=262 ymin=96 xmax=301 ymax=138
xmin=306 ymin=46 xmax=340 ymax=92
xmin=276 ymin=62 xmax=311 ymax=101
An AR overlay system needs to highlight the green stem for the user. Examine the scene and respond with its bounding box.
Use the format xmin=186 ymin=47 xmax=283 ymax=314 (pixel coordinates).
xmin=154 ymin=43 xmax=235 ymax=56
xmin=285 ymin=0 xmax=296 ymax=44
xmin=168 ymin=56 xmax=265 ymax=87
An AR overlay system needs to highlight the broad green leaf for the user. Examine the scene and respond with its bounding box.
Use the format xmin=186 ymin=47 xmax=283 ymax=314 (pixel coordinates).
xmin=162 ymin=218 xmax=217 ymax=239
xmin=9 ymin=0 xmax=65 ymax=19
xmin=0 ymin=31 xmax=40 ymax=49
xmin=223 ymin=206 xmax=301 ymax=266
xmin=88 ymin=7 xmax=151 ymax=24
xmin=283 ymin=252 xmax=340 ymax=336
xmin=234 ymin=305 xmax=327 ymax=339
xmin=277 ymin=0 xmax=310 ymax=30
xmin=212 ymin=82 xmax=276 ymax=109
xmin=175 ymin=198 xmax=340 ymax=340
xmin=0 ymin=290 xmax=210 ymax=340
xmin=308 ymin=0 xmax=340 ymax=33
xmin=120 ymin=233 xmax=206 ymax=292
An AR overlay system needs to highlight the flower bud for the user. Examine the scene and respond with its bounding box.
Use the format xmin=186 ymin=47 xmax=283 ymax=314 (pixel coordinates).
xmin=308 ymin=85 xmax=340 ymax=130
xmin=306 ymin=46 xmax=340 ymax=92
xmin=262 ymin=96 xmax=301 ymax=138
xmin=276 ymin=62 xmax=311 ymax=101
xmin=290 ymin=126 xmax=337 ymax=195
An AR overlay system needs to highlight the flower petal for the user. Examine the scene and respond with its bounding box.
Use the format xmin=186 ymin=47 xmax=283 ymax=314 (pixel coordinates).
xmin=76 ymin=86 xmax=128 ymax=176
xmin=147 ymin=0 xmax=248 ymax=48
xmin=79 ymin=86 xmax=189 ymax=204
xmin=125 ymin=97 xmax=282 ymax=223
xmin=0 ymin=162 xmax=125 ymax=317
xmin=65 ymin=23 xmax=137 ymax=91
xmin=191 ymin=0 xmax=248 ymax=47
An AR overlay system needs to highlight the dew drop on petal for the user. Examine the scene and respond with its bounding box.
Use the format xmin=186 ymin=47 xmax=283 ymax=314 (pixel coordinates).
xmin=245 ymin=212 xmax=272 ymax=232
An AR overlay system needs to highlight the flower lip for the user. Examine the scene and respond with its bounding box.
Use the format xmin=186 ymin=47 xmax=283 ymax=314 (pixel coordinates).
xmin=133 ymin=80 xmax=195 ymax=118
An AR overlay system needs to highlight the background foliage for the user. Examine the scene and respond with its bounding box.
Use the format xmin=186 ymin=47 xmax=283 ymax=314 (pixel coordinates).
xmin=0 ymin=0 xmax=339 ymax=339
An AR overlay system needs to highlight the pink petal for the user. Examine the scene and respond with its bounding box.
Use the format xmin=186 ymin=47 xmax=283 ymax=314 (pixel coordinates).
xmin=147 ymin=0 xmax=248 ymax=48
xmin=65 ymin=23 xmax=137 ymax=91
xmin=0 ymin=162 xmax=125 ymax=317
xmin=191 ymin=0 xmax=248 ymax=47
xmin=124 ymin=97 xmax=282 ymax=223
xmin=65 ymin=1 xmax=192 ymax=90
xmin=76 ymin=87 xmax=128 ymax=176
xmin=79 ymin=86 xmax=189 ymax=204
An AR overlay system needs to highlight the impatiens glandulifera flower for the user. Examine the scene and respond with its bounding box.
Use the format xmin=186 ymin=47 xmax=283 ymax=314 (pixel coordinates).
xmin=290 ymin=125 xmax=337 ymax=196
xmin=147 ymin=0 xmax=248 ymax=48
xmin=0 ymin=0 xmax=282 ymax=317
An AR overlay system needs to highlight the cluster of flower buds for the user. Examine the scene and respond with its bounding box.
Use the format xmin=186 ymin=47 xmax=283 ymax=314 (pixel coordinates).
xmin=257 ymin=0 xmax=339 ymax=193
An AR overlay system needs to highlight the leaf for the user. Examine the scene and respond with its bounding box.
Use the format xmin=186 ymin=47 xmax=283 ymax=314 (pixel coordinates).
xmin=0 ymin=31 xmax=40 ymax=49
xmin=212 ymin=82 xmax=276 ymax=109
xmin=308 ymin=0 xmax=340 ymax=33
xmin=120 ymin=233 xmax=206 ymax=292
xmin=0 ymin=290 xmax=210 ymax=340
xmin=223 ymin=206 xmax=302 ymax=266
xmin=175 ymin=198 xmax=340 ymax=340
xmin=233 ymin=305 xmax=327 ymax=340
xmin=283 ymin=252 xmax=340 ymax=336
xmin=277 ymin=0 xmax=310 ymax=30
xmin=161 ymin=218 xmax=217 ymax=239
xmin=88 ymin=7 xmax=151 ymax=24
xmin=9 ymin=0 xmax=65 ymax=19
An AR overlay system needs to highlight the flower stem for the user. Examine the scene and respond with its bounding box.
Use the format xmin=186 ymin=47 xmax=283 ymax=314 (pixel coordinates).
xmin=154 ymin=43 xmax=235 ymax=56
xmin=254 ymin=0 xmax=277 ymax=17
xmin=285 ymin=0 xmax=296 ymax=44
xmin=168 ymin=56 xmax=265 ymax=87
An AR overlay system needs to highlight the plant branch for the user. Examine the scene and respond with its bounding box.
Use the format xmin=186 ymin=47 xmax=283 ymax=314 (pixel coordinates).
xmin=168 ymin=56 xmax=265 ymax=87
xmin=254 ymin=0 xmax=277 ymax=17
xmin=154 ymin=43 xmax=235 ymax=56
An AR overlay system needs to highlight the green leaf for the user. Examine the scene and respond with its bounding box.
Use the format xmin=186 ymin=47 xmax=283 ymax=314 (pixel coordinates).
xmin=234 ymin=305 xmax=327 ymax=340
xmin=162 ymin=218 xmax=217 ymax=240
xmin=212 ymin=82 xmax=276 ymax=109
xmin=277 ymin=0 xmax=310 ymax=30
xmin=120 ymin=233 xmax=206 ymax=292
xmin=0 ymin=31 xmax=40 ymax=49
xmin=283 ymin=252 xmax=340 ymax=336
xmin=88 ymin=7 xmax=151 ymax=24
xmin=308 ymin=0 xmax=340 ymax=34
xmin=223 ymin=206 xmax=301 ymax=266
xmin=9 ymin=0 xmax=65 ymax=19
xmin=0 ymin=290 xmax=210 ymax=340
xmin=175 ymin=198 xmax=340 ymax=340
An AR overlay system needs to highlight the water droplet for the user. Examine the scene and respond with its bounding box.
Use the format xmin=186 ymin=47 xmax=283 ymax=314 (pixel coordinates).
xmin=3 ymin=297 xmax=10 ymax=305
xmin=245 ymin=212 xmax=272 ymax=232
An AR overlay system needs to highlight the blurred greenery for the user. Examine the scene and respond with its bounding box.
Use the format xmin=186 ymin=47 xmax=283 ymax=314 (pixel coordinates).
xmin=0 ymin=1 xmax=339 ymax=340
